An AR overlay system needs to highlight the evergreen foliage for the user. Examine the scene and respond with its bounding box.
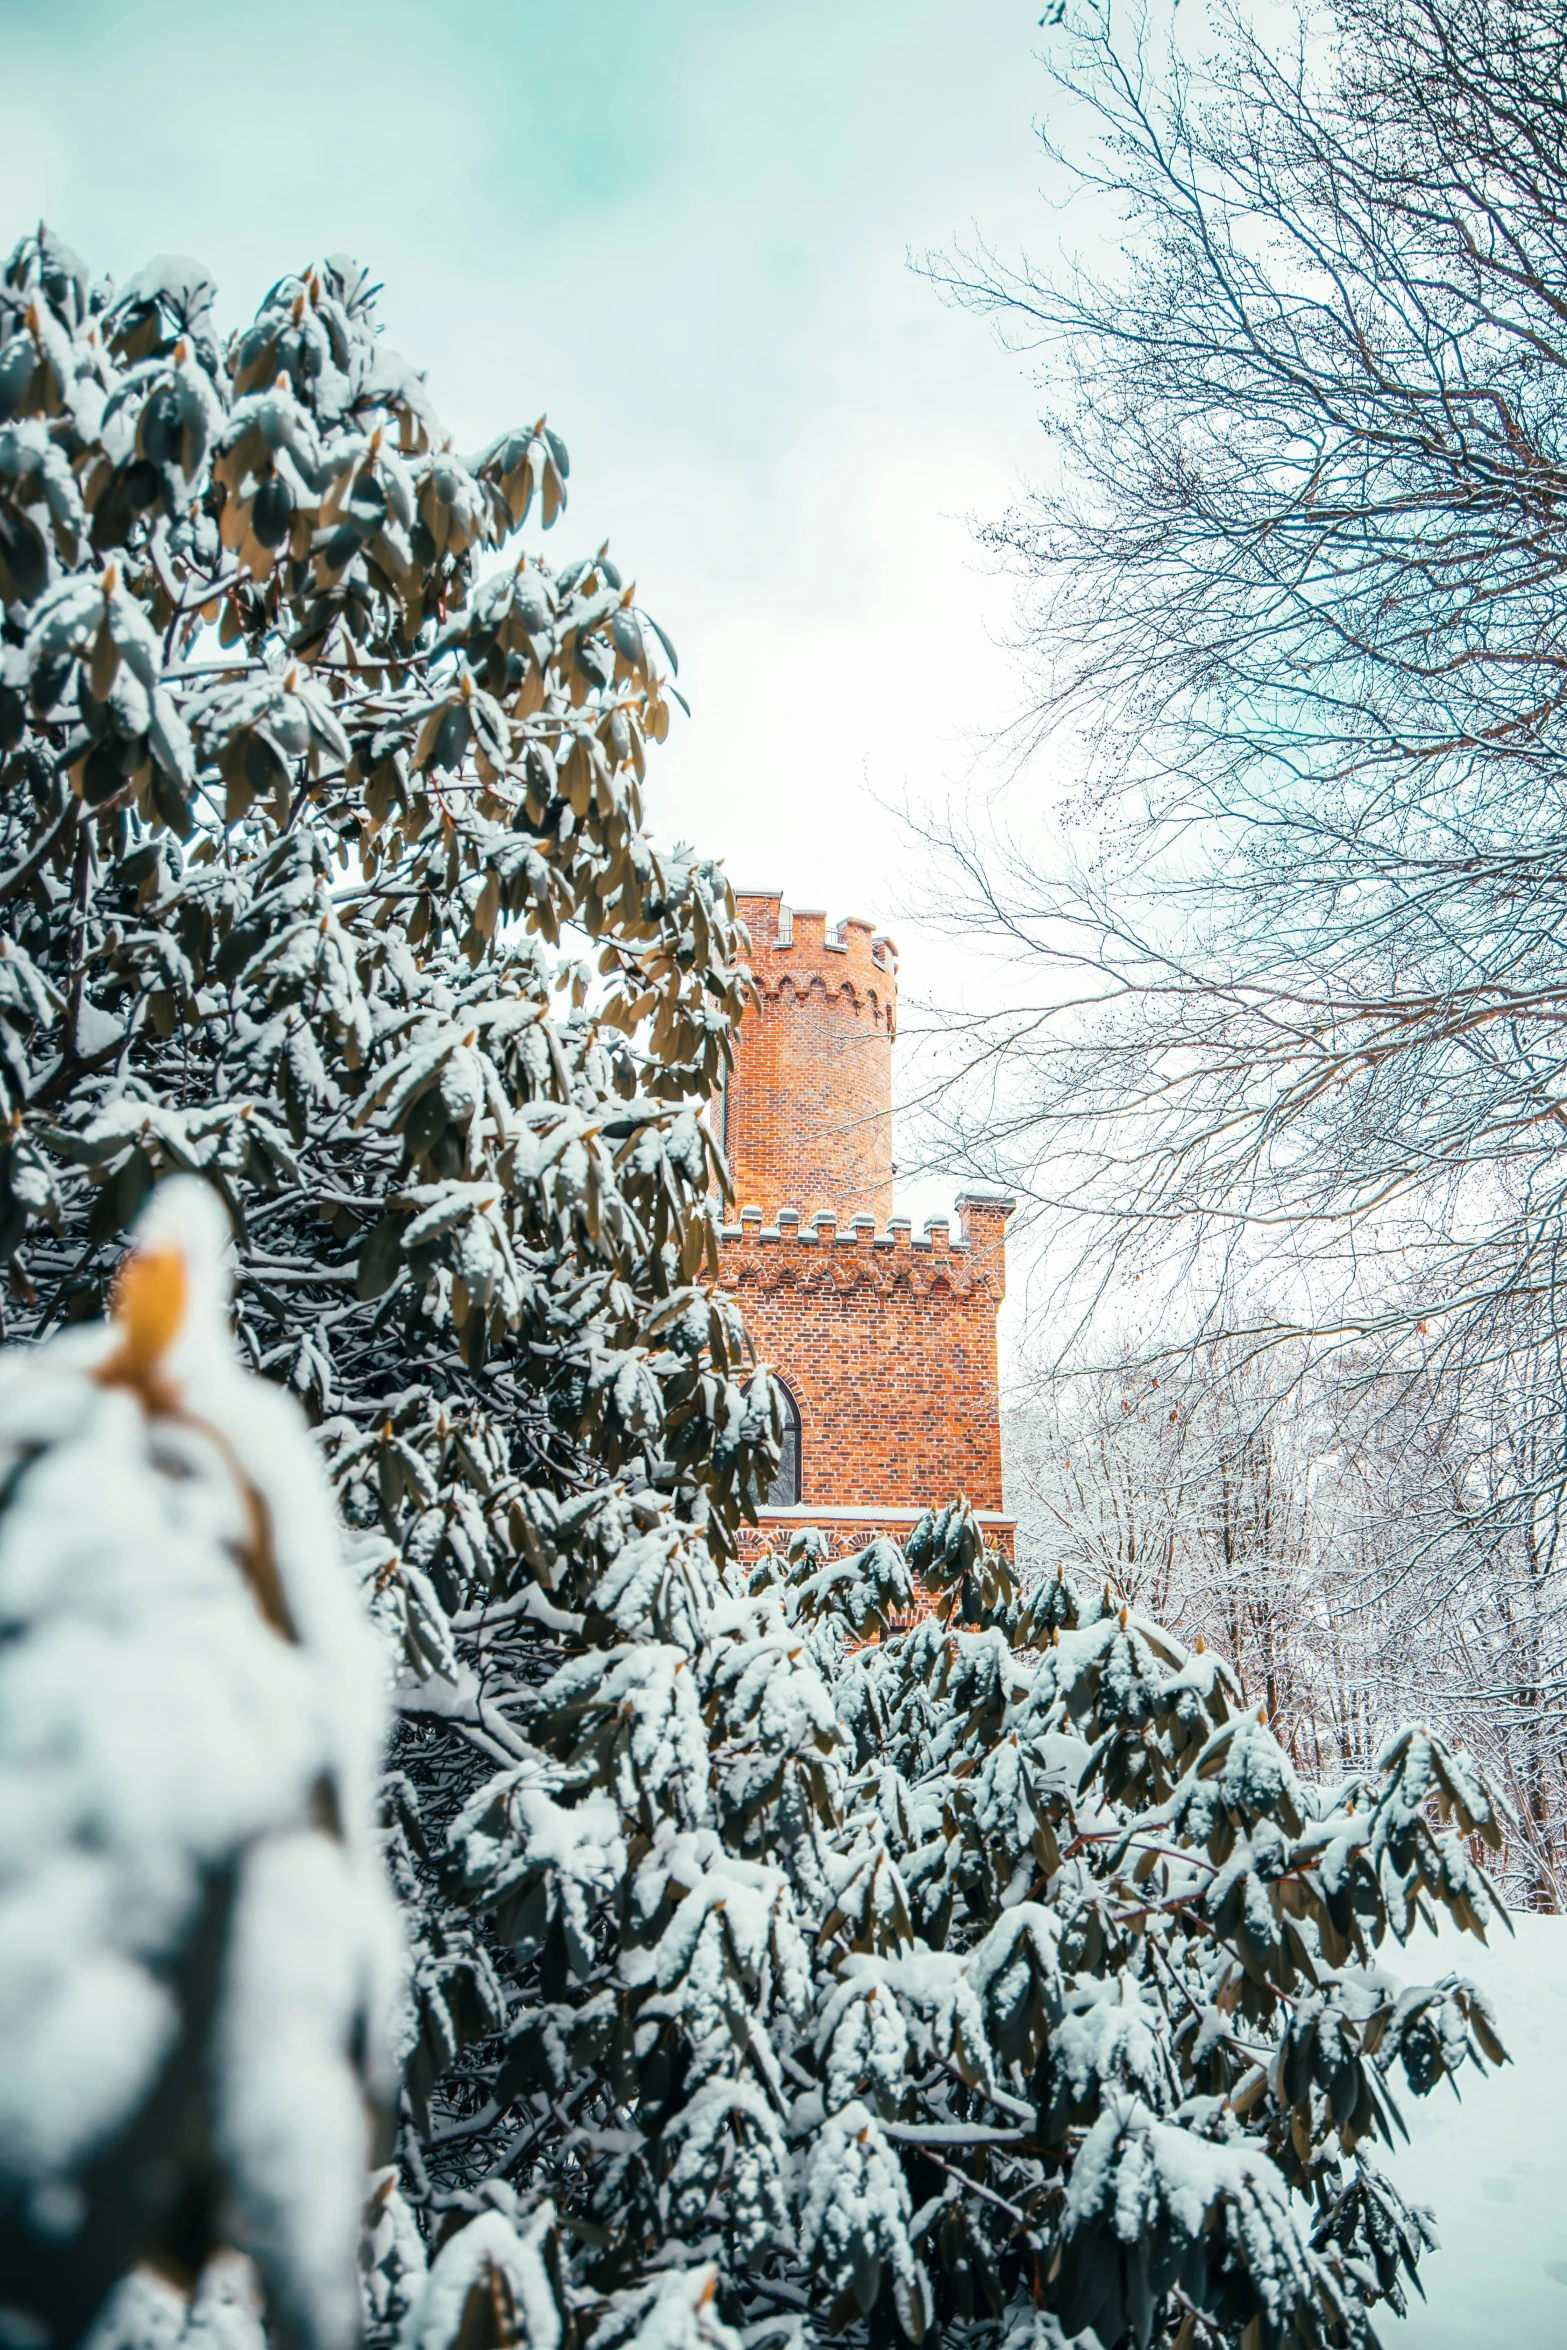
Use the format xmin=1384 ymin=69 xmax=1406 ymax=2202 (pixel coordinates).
xmin=0 ymin=1180 xmax=394 ymax=2350
xmin=717 ymin=1521 xmax=1512 ymax=2350
xmin=0 ymin=223 xmax=774 ymax=2348
xmin=0 ymin=229 xmax=1514 ymax=2350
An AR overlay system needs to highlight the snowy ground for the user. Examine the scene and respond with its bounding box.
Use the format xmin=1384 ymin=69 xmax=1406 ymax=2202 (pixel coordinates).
xmin=1381 ymin=1913 xmax=1567 ymax=2348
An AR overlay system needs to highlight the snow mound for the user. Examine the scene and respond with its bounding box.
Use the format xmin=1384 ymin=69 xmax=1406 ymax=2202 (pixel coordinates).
xmin=1382 ymin=1912 xmax=1567 ymax=2348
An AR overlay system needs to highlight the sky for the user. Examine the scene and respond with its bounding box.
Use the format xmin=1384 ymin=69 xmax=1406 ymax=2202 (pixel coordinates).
xmin=0 ymin=0 xmax=1085 ymax=1313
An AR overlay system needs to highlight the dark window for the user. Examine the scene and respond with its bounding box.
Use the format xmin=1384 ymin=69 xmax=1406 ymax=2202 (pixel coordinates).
xmin=767 ymin=1381 xmax=801 ymax=1505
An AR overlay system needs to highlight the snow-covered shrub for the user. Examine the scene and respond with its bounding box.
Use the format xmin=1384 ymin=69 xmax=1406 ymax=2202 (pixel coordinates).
xmin=0 ymin=1179 xmax=393 ymax=2349
xmin=0 ymin=225 xmax=1513 ymax=2350
xmin=0 ymin=226 xmax=774 ymax=2343
xmin=462 ymin=1493 xmax=1510 ymax=2350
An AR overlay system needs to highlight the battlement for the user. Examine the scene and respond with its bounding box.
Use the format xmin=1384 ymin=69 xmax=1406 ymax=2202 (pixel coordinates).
xmin=724 ymin=890 xmax=898 ymax=1227
xmin=736 ymin=891 xmax=898 ymax=1036
xmin=719 ymin=1191 xmax=1014 ymax=1303
xmin=717 ymin=1191 xmax=1013 ymax=1511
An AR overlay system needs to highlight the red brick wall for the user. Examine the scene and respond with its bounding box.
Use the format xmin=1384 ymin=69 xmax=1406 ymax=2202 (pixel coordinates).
xmin=724 ymin=894 xmax=897 ymax=1226
xmin=718 ymin=1198 xmax=1012 ymax=1512
xmin=718 ymin=889 xmax=1014 ymax=1526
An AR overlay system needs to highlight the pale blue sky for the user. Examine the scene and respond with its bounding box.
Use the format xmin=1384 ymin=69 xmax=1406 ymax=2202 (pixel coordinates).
xmin=1 ymin=0 xmax=1068 ymax=1222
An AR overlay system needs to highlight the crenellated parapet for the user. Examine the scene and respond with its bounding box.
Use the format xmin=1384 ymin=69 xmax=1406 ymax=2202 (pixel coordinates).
xmin=717 ymin=1190 xmax=1014 ymax=1513
xmin=717 ymin=1193 xmax=1011 ymax=1308
xmin=739 ymin=893 xmax=898 ymax=1040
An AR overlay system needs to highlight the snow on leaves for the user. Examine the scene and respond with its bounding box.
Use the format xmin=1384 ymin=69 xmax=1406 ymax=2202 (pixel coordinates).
xmin=0 ymin=221 xmax=1519 ymax=2350
xmin=0 ymin=1181 xmax=394 ymax=2350
xmin=800 ymin=2102 xmax=931 ymax=2342
xmin=400 ymin=2201 xmax=566 ymax=2350
xmin=1055 ymin=2097 xmax=1317 ymax=2350
xmin=0 ymin=221 xmax=779 ymax=2350
xmin=592 ymin=2266 xmax=741 ymax=2350
xmin=450 ymin=1757 xmax=627 ymax=1977
xmin=663 ymin=1531 xmax=1512 ymax=2350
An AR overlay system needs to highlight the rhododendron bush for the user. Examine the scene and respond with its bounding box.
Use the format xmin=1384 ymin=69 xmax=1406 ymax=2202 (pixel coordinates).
xmin=0 ymin=1182 xmax=393 ymax=2349
xmin=0 ymin=226 xmax=1512 ymax=2350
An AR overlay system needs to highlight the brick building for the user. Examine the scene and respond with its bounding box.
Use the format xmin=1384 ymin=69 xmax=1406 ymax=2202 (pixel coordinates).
xmin=718 ymin=890 xmax=1014 ymax=1562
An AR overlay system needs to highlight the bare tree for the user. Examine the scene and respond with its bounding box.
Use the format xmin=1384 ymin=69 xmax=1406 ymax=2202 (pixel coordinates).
xmin=1008 ymin=1334 xmax=1330 ymax=1756
xmin=1006 ymin=1354 xmax=1193 ymax=1612
xmin=1008 ymin=1323 xmax=1567 ymax=1902
xmin=1317 ymin=1326 xmax=1567 ymax=1903
xmin=918 ymin=0 xmax=1567 ymax=1866
xmin=926 ymin=0 xmax=1567 ymax=1281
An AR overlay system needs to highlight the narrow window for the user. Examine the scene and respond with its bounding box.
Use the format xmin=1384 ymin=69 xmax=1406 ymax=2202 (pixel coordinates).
xmin=767 ymin=1381 xmax=802 ymax=1506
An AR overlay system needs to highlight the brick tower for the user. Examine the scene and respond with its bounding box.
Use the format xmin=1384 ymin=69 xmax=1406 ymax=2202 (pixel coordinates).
xmin=718 ymin=890 xmax=1015 ymax=1560
xmin=722 ymin=898 xmax=897 ymax=1229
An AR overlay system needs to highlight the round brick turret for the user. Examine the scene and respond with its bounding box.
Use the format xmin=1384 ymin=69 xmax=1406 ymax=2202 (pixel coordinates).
xmin=724 ymin=892 xmax=898 ymax=1225
xmin=714 ymin=884 xmax=1014 ymax=1546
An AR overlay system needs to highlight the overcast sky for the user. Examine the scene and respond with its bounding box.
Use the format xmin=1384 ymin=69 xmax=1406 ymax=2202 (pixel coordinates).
xmin=1 ymin=0 xmax=1076 ymax=1265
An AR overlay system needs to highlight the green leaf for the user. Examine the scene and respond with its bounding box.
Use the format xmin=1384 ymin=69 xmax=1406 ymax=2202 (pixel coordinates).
xmin=355 ymin=1213 xmax=406 ymax=1301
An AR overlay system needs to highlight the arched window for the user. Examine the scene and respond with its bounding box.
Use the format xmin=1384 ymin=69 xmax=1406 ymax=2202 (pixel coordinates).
xmin=767 ymin=1380 xmax=802 ymax=1506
